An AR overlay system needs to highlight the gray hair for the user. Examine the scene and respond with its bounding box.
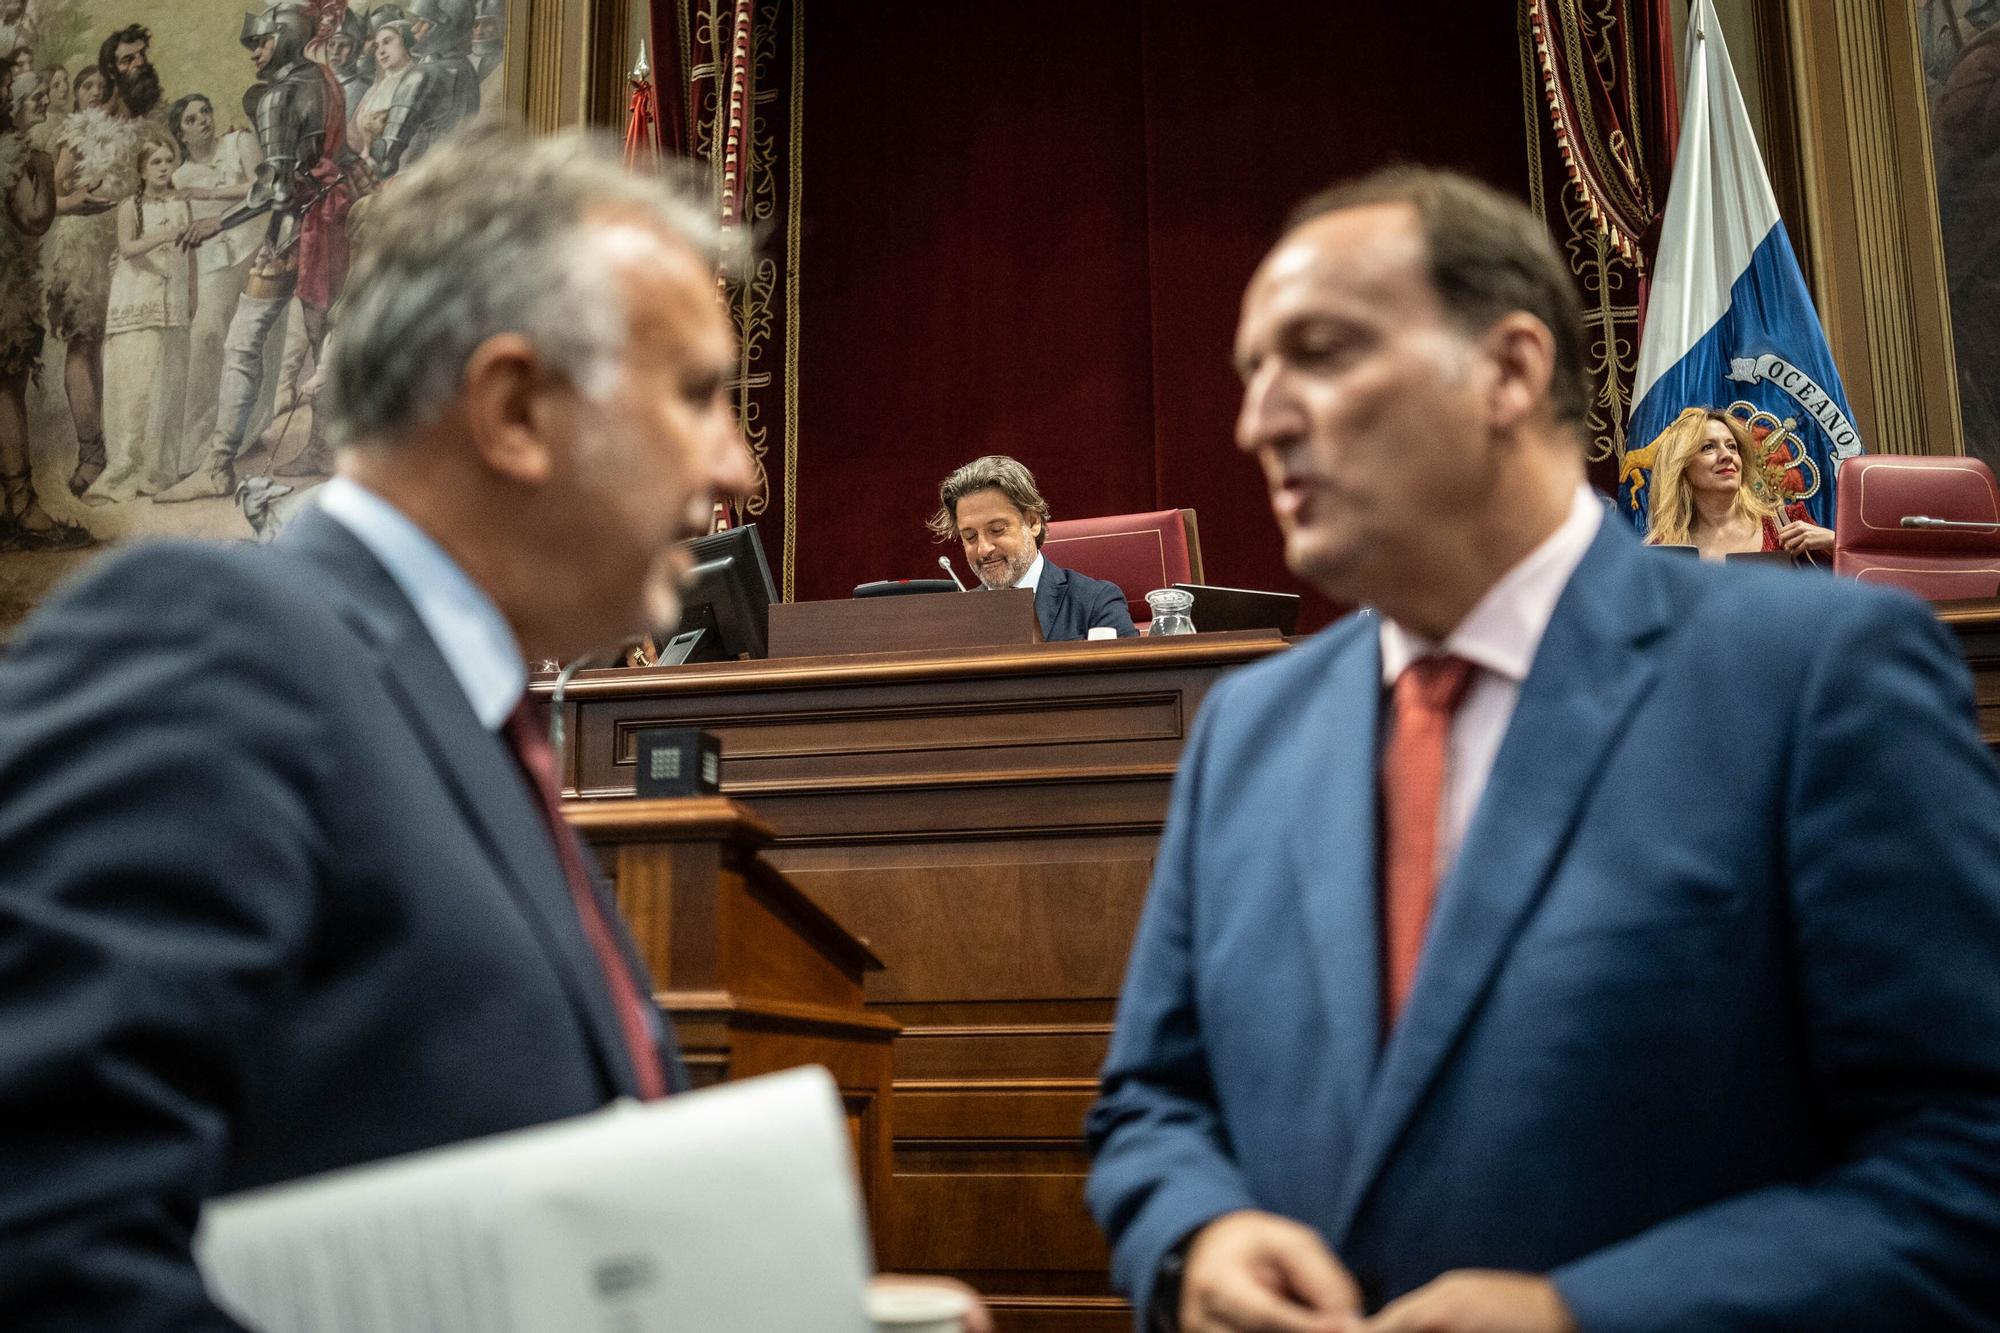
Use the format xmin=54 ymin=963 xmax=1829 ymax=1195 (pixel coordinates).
xmin=926 ymin=454 xmax=1051 ymax=547
xmin=325 ymin=121 xmax=740 ymax=443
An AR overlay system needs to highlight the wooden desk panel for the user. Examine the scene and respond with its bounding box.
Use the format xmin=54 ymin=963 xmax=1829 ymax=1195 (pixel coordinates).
xmin=556 ymin=634 xmax=1284 ymax=1331
xmin=1939 ymin=599 xmax=2000 ymax=747
xmin=564 ymin=798 xmax=900 ymax=1253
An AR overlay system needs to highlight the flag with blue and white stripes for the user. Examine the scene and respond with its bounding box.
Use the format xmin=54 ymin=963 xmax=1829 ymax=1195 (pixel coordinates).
xmin=1621 ymin=0 xmax=1862 ymax=529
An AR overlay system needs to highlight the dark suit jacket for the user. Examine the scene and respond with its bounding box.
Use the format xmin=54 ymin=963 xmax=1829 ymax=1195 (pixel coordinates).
xmin=0 ymin=508 xmax=685 ymax=1327
xmin=1035 ymin=560 xmax=1138 ymax=641
xmin=1086 ymin=515 xmax=2000 ymax=1328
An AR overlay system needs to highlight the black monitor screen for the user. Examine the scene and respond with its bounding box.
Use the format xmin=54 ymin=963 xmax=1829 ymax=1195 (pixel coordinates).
xmin=658 ymin=524 xmax=779 ymax=665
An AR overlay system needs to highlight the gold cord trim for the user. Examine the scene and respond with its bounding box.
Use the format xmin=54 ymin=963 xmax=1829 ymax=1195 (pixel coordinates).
xmin=781 ymin=0 xmax=803 ymax=604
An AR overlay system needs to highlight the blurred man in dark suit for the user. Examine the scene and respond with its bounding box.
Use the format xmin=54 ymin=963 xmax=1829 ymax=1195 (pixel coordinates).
xmin=1086 ymin=167 xmax=2000 ymax=1332
xmin=0 ymin=122 xmax=989 ymax=1332
xmin=929 ymin=453 xmax=1137 ymax=640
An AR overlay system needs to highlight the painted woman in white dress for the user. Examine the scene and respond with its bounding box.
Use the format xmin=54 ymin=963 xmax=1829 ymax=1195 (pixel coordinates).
xmin=87 ymin=136 xmax=192 ymax=505
xmin=168 ymin=93 xmax=262 ymax=460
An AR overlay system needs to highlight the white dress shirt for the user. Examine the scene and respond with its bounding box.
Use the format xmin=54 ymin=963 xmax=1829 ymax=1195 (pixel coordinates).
xmin=1011 ymin=551 xmax=1047 ymax=591
xmin=316 ymin=475 xmax=527 ymax=732
xmin=1377 ymin=484 xmax=1603 ymax=876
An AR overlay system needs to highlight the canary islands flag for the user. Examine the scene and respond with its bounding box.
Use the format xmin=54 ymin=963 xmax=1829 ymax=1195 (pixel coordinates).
xmin=1622 ymin=0 xmax=1861 ymax=529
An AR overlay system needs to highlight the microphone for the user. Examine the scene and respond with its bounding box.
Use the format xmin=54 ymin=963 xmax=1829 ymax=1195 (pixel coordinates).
xmin=547 ymin=646 xmax=624 ymax=770
xmin=938 ymin=556 xmax=969 ymax=590
xmin=1901 ymin=515 xmax=2000 ymax=532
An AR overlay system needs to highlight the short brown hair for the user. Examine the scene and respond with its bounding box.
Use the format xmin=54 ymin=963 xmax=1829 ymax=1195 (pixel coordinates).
xmin=1287 ymin=166 xmax=1590 ymax=430
xmin=927 ymin=454 xmax=1050 ymax=547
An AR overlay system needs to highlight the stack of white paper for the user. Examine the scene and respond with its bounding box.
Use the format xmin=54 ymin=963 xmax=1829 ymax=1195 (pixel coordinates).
xmin=194 ymin=1066 xmax=874 ymax=1332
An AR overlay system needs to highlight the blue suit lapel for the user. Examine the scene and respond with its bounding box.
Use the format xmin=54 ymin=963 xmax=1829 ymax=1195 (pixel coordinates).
xmin=1034 ymin=562 xmax=1064 ymax=639
xmin=1331 ymin=518 xmax=1674 ymax=1242
xmin=1286 ymin=622 xmax=1386 ymax=1138
xmin=282 ymin=510 xmax=645 ymax=1099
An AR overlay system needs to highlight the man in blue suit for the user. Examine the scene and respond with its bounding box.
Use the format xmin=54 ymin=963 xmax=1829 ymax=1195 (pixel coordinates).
xmin=930 ymin=453 xmax=1138 ymax=640
xmin=1086 ymin=167 xmax=2000 ymax=1332
xmin=0 ymin=125 xmax=993 ymax=1331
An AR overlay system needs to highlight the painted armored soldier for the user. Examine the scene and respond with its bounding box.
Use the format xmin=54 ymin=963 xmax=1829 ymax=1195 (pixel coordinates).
xmin=325 ymin=7 xmax=369 ymax=121
xmin=369 ymin=0 xmax=479 ymax=179
xmin=159 ymin=0 xmax=353 ymax=501
xmin=471 ymin=0 xmax=504 ymax=81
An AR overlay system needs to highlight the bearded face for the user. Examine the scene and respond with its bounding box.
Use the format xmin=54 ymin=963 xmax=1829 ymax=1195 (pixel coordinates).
xmin=109 ymin=42 xmax=160 ymax=116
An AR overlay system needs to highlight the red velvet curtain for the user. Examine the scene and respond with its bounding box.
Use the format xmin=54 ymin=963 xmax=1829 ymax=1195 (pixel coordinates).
xmin=787 ymin=1 xmax=1532 ymax=631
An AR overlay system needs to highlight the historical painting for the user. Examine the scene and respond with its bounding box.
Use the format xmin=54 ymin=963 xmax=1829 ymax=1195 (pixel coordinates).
xmin=1921 ymin=0 xmax=2000 ymax=474
xmin=0 ymin=0 xmax=503 ymax=630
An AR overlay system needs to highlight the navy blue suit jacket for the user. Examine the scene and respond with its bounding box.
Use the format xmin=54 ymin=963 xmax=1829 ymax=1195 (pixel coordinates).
xmin=1086 ymin=515 xmax=2000 ymax=1328
xmin=0 ymin=509 xmax=686 ymax=1327
xmin=1035 ymin=560 xmax=1138 ymax=641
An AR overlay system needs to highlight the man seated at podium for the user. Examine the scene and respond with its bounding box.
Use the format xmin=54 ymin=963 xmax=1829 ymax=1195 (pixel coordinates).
xmin=929 ymin=453 xmax=1138 ymax=640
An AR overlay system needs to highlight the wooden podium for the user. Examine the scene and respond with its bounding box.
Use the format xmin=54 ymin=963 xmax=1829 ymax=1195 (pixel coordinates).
xmin=1940 ymin=598 xmax=2000 ymax=749
xmin=549 ymin=631 xmax=1285 ymax=1329
xmin=768 ymin=587 xmax=1041 ymax=657
xmin=563 ymin=795 xmax=900 ymax=1244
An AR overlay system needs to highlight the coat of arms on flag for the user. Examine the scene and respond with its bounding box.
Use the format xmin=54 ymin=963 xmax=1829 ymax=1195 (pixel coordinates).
xmin=1622 ymin=0 xmax=1863 ymax=529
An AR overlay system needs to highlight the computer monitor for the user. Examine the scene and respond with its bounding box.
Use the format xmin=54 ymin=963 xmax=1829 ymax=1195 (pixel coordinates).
xmin=656 ymin=524 xmax=780 ymax=665
xmin=1172 ymin=583 xmax=1301 ymax=635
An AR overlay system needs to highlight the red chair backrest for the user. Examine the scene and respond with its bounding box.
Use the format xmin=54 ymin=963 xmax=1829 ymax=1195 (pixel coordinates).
xmin=1043 ymin=509 xmax=1205 ymax=627
xmin=1832 ymin=455 xmax=2000 ymax=600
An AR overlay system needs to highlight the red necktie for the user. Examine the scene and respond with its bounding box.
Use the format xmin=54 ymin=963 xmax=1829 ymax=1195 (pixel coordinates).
xmin=503 ymin=696 xmax=668 ymax=1100
xmin=1380 ymin=655 xmax=1476 ymax=1032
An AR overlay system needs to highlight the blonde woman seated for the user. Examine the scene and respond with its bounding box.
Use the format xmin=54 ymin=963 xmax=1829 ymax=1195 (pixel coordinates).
xmin=1644 ymin=408 xmax=1834 ymax=561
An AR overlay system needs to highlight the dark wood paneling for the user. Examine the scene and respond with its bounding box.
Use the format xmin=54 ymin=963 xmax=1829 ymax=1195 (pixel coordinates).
xmin=894 ymin=1081 xmax=1098 ymax=1142
xmin=1940 ymin=601 xmax=2000 ymax=749
xmin=893 ymin=1023 xmax=1114 ymax=1083
xmin=558 ymin=635 xmax=1283 ymax=1331
xmin=769 ymin=589 xmax=1042 ymax=657
xmin=567 ymin=799 xmax=899 ymax=1252
xmin=888 ymin=1163 xmax=1107 ymax=1272
xmin=786 ymin=861 xmax=1151 ymax=1003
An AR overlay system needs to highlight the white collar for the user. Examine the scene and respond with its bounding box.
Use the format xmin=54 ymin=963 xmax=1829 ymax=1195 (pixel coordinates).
xmin=1011 ymin=551 xmax=1047 ymax=591
xmin=316 ymin=476 xmax=527 ymax=731
xmin=1380 ymin=483 xmax=1603 ymax=685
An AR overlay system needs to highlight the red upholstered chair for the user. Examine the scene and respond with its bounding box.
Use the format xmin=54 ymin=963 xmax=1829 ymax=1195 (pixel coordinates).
xmin=1832 ymin=455 xmax=2000 ymax=600
xmin=1043 ymin=509 xmax=1205 ymax=628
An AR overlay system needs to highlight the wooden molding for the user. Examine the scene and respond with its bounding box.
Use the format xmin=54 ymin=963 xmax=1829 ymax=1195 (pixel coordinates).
xmin=1765 ymin=0 xmax=1962 ymax=457
xmin=664 ymin=990 xmax=902 ymax=1038
xmin=898 ymin=1024 xmax=1116 ymax=1041
xmin=514 ymin=0 xmax=632 ymax=132
xmin=539 ymin=630 xmax=1289 ymax=699
xmin=563 ymin=795 xmax=776 ymax=844
xmin=608 ymin=691 xmax=1187 ymax=764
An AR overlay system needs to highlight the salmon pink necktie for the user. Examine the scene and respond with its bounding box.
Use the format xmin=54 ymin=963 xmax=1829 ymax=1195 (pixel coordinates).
xmin=1380 ymin=654 xmax=1476 ymax=1033
xmin=504 ymin=696 xmax=668 ymax=1100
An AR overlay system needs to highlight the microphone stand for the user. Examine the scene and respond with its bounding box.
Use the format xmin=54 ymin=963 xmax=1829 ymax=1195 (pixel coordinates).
xmin=548 ymin=645 xmax=628 ymax=774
